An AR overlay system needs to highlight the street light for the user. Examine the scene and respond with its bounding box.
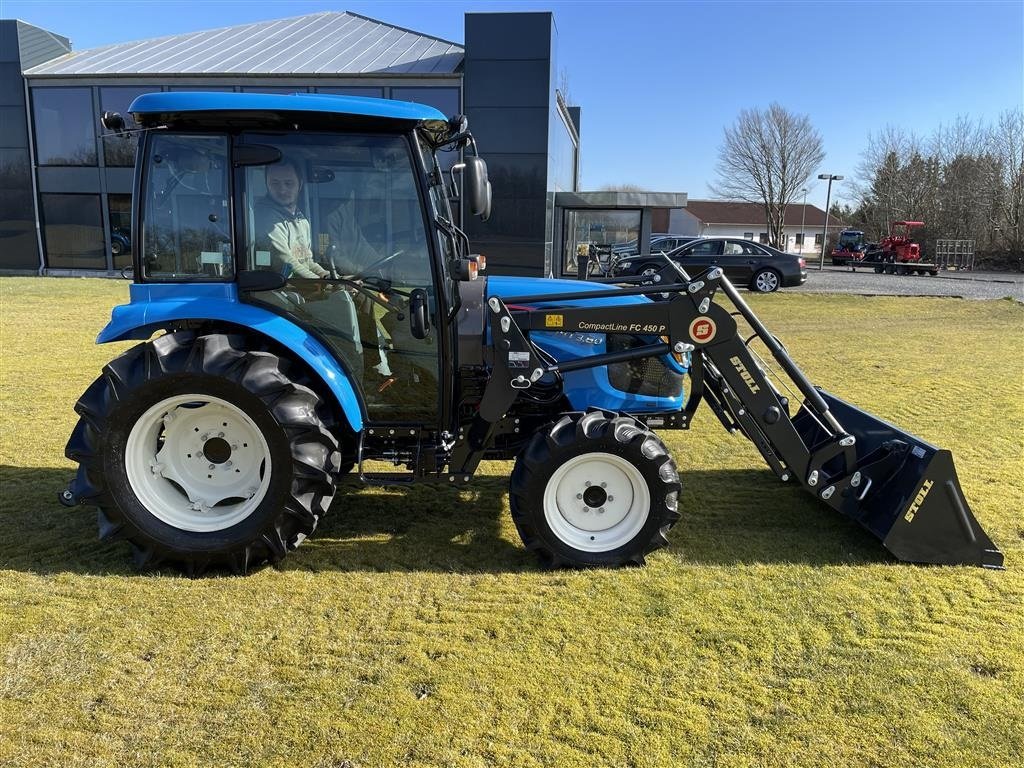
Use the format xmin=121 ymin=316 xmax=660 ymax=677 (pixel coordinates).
xmin=799 ymin=187 xmax=808 ymax=254
xmin=817 ymin=173 xmax=843 ymax=270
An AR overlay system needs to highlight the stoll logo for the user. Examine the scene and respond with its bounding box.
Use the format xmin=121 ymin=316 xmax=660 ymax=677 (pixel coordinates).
xmin=903 ymin=479 xmax=934 ymax=523
xmin=688 ymin=316 xmax=717 ymax=344
xmin=730 ymin=356 xmax=760 ymax=394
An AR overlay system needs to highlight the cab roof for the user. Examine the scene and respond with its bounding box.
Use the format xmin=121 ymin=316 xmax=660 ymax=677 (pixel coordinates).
xmin=128 ymin=91 xmax=448 ymax=123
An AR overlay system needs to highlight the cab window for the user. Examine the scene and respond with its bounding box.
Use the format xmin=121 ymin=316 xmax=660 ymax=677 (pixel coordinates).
xmin=140 ymin=134 xmax=232 ymax=280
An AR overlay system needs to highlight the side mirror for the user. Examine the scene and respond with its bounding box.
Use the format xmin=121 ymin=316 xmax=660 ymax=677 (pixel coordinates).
xmin=463 ymin=156 xmax=490 ymax=217
xmin=101 ymin=111 xmax=127 ymax=136
xmin=409 ymin=288 xmax=430 ymax=340
xmin=481 ymin=180 xmax=492 ymax=222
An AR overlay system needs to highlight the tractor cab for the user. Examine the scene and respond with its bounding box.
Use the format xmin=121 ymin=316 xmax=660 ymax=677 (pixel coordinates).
xmin=836 ymin=229 xmax=866 ymax=252
xmin=108 ymin=91 xmax=490 ymax=430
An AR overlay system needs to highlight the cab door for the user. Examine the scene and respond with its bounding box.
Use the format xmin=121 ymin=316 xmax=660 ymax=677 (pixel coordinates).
xmin=236 ymin=132 xmax=444 ymax=426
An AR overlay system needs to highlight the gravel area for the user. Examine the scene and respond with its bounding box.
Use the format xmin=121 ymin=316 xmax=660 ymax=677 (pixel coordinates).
xmin=789 ymin=265 xmax=1023 ymax=300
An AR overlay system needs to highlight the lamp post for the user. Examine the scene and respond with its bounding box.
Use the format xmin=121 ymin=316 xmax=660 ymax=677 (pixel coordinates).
xmin=817 ymin=173 xmax=843 ymax=270
xmin=799 ymin=187 xmax=808 ymax=254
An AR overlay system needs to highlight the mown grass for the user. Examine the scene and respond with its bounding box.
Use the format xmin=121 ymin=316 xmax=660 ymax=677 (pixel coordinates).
xmin=1 ymin=276 xmax=1022 ymax=768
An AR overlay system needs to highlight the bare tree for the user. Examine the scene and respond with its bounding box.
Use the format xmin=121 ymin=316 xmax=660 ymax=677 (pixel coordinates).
xmin=853 ymin=111 xmax=1023 ymax=264
xmin=710 ymin=103 xmax=825 ymax=248
xmin=993 ymin=109 xmax=1024 ymax=253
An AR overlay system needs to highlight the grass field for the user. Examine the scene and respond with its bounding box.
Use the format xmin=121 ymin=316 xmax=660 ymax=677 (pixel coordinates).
xmin=1 ymin=277 xmax=1022 ymax=768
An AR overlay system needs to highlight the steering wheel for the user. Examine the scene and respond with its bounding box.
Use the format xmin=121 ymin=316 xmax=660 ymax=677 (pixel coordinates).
xmin=351 ymin=250 xmax=403 ymax=281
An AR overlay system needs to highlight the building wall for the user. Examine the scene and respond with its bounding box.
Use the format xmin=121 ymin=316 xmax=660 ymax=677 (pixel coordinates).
xmin=463 ymin=12 xmax=576 ymax=277
xmin=692 ymin=223 xmax=829 ymax=253
xmin=0 ymin=21 xmax=70 ymax=272
xmin=665 ymin=208 xmax=701 ymax=236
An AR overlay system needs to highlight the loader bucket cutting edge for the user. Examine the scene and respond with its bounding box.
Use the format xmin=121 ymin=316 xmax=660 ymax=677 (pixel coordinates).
xmin=793 ymin=391 xmax=1004 ymax=569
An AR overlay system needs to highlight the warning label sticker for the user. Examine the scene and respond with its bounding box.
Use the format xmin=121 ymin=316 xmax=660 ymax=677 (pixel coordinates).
xmin=508 ymin=351 xmax=531 ymax=368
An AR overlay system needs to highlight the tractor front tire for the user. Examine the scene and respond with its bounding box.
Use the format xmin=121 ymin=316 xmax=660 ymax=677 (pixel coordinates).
xmin=509 ymin=410 xmax=681 ymax=568
xmin=65 ymin=331 xmax=341 ymax=574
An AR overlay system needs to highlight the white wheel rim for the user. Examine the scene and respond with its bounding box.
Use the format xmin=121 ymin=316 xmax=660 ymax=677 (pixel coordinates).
xmin=756 ymin=271 xmax=778 ymax=291
xmin=124 ymin=394 xmax=272 ymax=532
xmin=542 ymin=452 xmax=650 ymax=553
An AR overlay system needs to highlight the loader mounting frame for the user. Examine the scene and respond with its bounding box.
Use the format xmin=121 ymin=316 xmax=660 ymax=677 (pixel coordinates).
xmin=451 ymin=262 xmax=1003 ymax=569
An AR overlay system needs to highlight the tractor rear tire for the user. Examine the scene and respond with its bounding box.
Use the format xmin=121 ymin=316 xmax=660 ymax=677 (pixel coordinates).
xmin=65 ymin=331 xmax=341 ymax=574
xmin=509 ymin=410 xmax=681 ymax=568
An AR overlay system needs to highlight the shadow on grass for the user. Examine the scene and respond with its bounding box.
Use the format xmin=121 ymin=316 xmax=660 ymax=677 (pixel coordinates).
xmin=0 ymin=464 xmax=890 ymax=577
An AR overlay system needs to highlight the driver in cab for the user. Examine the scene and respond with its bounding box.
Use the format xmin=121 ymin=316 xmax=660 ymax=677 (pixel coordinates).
xmin=254 ymin=157 xmax=330 ymax=279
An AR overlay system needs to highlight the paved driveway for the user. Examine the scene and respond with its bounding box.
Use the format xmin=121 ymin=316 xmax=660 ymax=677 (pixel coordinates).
xmin=790 ymin=266 xmax=1023 ymax=300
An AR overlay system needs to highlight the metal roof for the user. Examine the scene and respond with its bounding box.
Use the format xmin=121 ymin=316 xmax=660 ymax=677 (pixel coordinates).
xmin=24 ymin=11 xmax=464 ymax=77
xmin=684 ymin=200 xmax=841 ymax=228
xmin=129 ymin=91 xmax=448 ymax=122
xmin=14 ymin=20 xmax=71 ymax=70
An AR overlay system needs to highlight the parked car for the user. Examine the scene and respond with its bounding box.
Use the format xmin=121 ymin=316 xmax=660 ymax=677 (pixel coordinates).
xmin=610 ymin=233 xmax=698 ymax=257
xmin=614 ymin=237 xmax=808 ymax=293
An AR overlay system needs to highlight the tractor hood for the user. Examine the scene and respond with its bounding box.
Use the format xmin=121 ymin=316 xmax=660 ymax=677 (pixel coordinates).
xmin=485 ymin=275 xmax=647 ymax=308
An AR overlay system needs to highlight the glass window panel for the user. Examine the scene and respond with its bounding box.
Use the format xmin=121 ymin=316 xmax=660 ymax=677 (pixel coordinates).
xmin=0 ymin=188 xmax=38 ymax=269
xmin=684 ymin=241 xmax=719 ymax=256
xmin=41 ymin=193 xmax=105 ymax=269
xmin=0 ymin=106 xmax=28 ymax=147
xmin=108 ymin=193 xmax=132 ymax=269
xmin=0 ymin=150 xmax=34 ymax=267
xmin=100 ymin=87 xmax=151 ymax=166
xmin=141 ymin=134 xmax=232 ymax=280
xmin=316 ymin=87 xmax=384 ymax=98
xmin=239 ymin=131 xmax=439 ymax=422
xmin=32 ymin=88 xmax=97 ymax=166
xmin=549 ymin=108 xmax=577 ymax=194
xmin=0 ymin=147 xmax=30 ymax=190
xmin=562 ymin=209 xmax=641 ymax=276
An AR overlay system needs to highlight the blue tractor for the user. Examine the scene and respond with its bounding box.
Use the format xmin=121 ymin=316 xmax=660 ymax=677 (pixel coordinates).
xmin=61 ymin=92 xmax=1002 ymax=573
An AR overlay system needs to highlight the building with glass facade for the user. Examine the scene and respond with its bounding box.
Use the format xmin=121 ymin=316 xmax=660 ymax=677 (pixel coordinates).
xmin=2 ymin=10 xmax=685 ymax=278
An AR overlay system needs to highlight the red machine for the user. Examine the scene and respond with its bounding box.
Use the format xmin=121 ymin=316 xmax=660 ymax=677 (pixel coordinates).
xmin=879 ymin=221 xmax=925 ymax=263
xmin=862 ymin=221 xmax=938 ymax=275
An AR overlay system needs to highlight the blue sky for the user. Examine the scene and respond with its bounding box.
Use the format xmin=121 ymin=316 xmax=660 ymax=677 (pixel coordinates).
xmin=5 ymin=0 xmax=1022 ymax=210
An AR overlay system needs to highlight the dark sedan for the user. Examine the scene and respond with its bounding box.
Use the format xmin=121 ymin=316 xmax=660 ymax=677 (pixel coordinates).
xmin=614 ymin=237 xmax=808 ymax=292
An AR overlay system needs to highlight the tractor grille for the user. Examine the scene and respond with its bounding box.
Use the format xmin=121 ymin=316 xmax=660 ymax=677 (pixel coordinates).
xmin=606 ymin=335 xmax=684 ymax=398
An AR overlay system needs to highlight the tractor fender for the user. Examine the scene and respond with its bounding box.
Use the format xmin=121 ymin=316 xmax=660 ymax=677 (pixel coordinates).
xmin=96 ymin=283 xmax=364 ymax=433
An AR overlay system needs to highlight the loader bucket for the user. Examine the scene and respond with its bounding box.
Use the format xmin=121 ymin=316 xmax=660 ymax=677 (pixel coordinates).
xmin=792 ymin=390 xmax=1004 ymax=569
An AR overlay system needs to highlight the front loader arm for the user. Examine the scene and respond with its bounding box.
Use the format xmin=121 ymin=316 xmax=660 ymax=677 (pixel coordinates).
xmin=454 ymin=267 xmax=1002 ymax=568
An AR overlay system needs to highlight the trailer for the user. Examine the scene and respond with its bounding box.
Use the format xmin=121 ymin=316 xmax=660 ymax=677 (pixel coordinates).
xmin=844 ymin=222 xmax=940 ymax=275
